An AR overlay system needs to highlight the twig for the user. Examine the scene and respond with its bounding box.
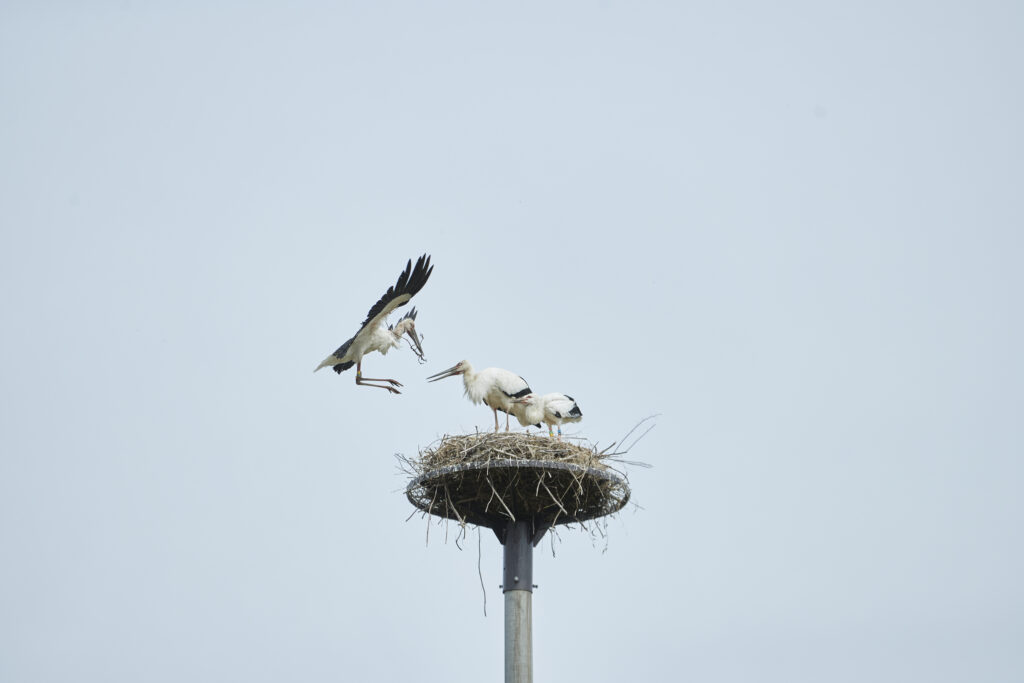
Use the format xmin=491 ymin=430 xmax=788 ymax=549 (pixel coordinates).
xmin=445 ymin=485 xmax=466 ymax=527
xmin=539 ymin=477 xmax=568 ymax=517
xmin=615 ymin=414 xmax=659 ymax=454
xmin=487 ymin=477 xmax=516 ymax=521
xmin=426 ymin=488 xmax=438 ymax=547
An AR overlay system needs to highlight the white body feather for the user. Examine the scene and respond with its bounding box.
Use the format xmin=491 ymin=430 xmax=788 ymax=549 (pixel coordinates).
xmin=512 ymin=398 xmax=545 ymax=427
xmin=460 ymin=362 xmax=530 ymax=414
xmin=314 ymin=318 xmax=413 ymax=371
xmin=540 ymin=393 xmax=582 ymax=427
xmin=364 ymin=324 xmax=402 ymax=356
xmin=513 ymin=393 xmax=583 ymax=430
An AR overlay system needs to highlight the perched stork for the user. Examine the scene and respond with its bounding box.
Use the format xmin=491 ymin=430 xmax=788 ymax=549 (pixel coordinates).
xmin=427 ymin=360 xmax=533 ymax=432
xmin=314 ymin=254 xmax=433 ymax=394
xmin=513 ymin=393 xmax=583 ymax=440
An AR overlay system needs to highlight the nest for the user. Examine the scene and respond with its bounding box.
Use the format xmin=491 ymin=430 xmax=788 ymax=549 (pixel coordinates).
xmin=402 ymin=432 xmax=631 ymax=535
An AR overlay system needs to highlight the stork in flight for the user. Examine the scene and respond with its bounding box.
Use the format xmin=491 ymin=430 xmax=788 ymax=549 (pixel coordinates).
xmin=314 ymin=254 xmax=433 ymax=394
xmin=513 ymin=393 xmax=583 ymax=440
xmin=427 ymin=360 xmax=533 ymax=432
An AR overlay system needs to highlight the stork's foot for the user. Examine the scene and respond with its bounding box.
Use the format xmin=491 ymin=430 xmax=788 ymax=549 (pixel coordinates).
xmin=354 ymin=363 xmax=401 ymax=394
xmin=361 ymin=377 xmax=402 ymax=387
xmin=356 ymin=376 xmax=403 ymax=394
xmin=359 ymin=383 xmax=402 ymax=394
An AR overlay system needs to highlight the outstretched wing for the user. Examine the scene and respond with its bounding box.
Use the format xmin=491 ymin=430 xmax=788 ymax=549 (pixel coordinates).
xmin=360 ymin=254 xmax=433 ymax=334
xmin=314 ymin=255 xmax=432 ymax=375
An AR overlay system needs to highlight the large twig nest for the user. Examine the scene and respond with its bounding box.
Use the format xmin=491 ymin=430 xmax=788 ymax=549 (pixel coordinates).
xmin=402 ymin=432 xmax=631 ymax=532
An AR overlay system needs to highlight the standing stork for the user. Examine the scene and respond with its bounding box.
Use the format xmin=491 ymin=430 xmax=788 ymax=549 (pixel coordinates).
xmin=513 ymin=393 xmax=583 ymax=440
xmin=427 ymin=360 xmax=533 ymax=432
xmin=314 ymin=254 xmax=433 ymax=394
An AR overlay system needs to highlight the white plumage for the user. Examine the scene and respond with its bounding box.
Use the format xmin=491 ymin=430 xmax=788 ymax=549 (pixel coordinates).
xmin=427 ymin=360 xmax=533 ymax=432
xmin=513 ymin=393 xmax=583 ymax=439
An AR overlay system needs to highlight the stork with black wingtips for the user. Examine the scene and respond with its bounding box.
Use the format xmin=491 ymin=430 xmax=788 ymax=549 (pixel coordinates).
xmin=315 ymin=254 xmax=433 ymax=394
xmin=427 ymin=360 xmax=534 ymax=432
xmin=512 ymin=393 xmax=583 ymax=440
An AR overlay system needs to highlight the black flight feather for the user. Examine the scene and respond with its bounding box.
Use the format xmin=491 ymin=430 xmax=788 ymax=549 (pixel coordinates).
xmin=329 ymin=336 xmax=357 ymax=374
xmin=360 ymin=254 xmax=433 ymax=329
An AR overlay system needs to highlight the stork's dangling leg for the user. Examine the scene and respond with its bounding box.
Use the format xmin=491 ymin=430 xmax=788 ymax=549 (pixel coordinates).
xmin=355 ymin=361 xmax=402 ymax=394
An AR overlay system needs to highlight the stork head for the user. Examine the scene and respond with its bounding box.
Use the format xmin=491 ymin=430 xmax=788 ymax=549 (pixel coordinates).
xmin=426 ymin=360 xmax=470 ymax=382
xmin=392 ymin=316 xmax=426 ymax=363
xmin=512 ymin=393 xmax=537 ymax=405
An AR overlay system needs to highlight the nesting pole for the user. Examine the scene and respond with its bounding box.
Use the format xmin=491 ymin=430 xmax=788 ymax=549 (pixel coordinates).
xmin=502 ymin=520 xmax=533 ymax=682
xmin=405 ymin=433 xmax=631 ymax=683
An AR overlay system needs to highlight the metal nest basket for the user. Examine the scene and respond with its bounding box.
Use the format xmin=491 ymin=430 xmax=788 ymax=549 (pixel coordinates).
xmin=403 ymin=432 xmax=631 ymax=540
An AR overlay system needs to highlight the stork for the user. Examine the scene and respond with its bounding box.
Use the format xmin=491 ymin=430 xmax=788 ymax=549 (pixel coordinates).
xmin=427 ymin=360 xmax=534 ymax=432
xmin=513 ymin=393 xmax=583 ymax=440
xmin=314 ymin=254 xmax=433 ymax=394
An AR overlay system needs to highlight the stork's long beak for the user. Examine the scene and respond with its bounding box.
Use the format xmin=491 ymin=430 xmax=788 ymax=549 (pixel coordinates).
xmin=406 ymin=328 xmax=426 ymax=362
xmin=427 ymin=363 xmax=462 ymax=382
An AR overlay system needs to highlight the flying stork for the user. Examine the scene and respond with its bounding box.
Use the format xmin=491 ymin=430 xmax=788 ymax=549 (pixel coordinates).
xmin=314 ymin=254 xmax=433 ymax=394
xmin=427 ymin=360 xmax=534 ymax=432
xmin=513 ymin=393 xmax=583 ymax=440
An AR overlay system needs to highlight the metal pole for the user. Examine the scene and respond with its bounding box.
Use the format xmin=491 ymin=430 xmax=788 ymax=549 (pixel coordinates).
xmin=503 ymin=520 xmax=533 ymax=683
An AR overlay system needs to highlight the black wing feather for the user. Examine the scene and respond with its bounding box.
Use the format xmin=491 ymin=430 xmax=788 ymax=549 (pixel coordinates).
xmin=360 ymin=254 xmax=433 ymax=329
xmin=333 ymin=360 xmax=356 ymax=374
xmin=504 ymin=375 xmax=533 ymax=399
xmin=329 ymin=336 xmax=357 ymax=374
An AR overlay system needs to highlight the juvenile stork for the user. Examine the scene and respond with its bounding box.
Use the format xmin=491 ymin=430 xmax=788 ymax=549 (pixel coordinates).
xmin=427 ymin=360 xmax=533 ymax=432
xmin=513 ymin=393 xmax=583 ymax=440
xmin=314 ymin=254 xmax=433 ymax=394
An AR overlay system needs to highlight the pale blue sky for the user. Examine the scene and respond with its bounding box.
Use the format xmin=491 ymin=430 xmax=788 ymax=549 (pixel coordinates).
xmin=2 ymin=2 xmax=1022 ymax=681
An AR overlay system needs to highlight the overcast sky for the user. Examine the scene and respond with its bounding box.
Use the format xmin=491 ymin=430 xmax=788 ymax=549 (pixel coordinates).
xmin=2 ymin=2 xmax=1022 ymax=681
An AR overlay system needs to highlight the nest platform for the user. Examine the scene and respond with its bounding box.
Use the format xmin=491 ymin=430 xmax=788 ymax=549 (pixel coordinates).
xmin=404 ymin=432 xmax=630 ymax=542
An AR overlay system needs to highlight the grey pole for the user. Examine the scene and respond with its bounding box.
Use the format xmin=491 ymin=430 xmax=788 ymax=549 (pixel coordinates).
xmin=502 ymin=520 xmax=533 ymax=683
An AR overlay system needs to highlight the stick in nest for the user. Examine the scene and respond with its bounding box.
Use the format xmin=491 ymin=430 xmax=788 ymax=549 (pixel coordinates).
xmin=405 ymin=432 xmax=631 ymax=533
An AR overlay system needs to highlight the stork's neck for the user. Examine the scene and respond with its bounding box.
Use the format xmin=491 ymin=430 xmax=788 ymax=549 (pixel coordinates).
xmin=515 ymin=400 xmax=544 ymax=425
xmin=391 ymin=319 xmax=411 ymax=337
xmin=460 ymin=363 xmax=485 ymax=402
